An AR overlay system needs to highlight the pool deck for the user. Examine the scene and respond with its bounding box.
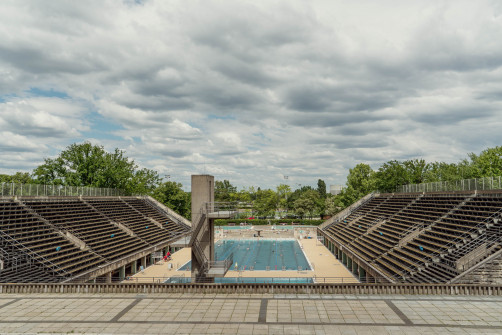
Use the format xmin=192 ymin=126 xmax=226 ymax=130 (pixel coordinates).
xmin=130 ymin=232 xmax=358 ymax=283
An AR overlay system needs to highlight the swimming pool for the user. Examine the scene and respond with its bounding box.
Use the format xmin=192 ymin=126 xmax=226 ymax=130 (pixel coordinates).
xmin=178 ymin=239 xmax=311 ymax=271
xmin=165 ymin=277 xmax=313 ymax=284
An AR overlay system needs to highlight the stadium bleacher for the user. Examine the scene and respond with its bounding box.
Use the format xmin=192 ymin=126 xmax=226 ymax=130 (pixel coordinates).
xmin=0 ymin=197 xmax=191 ymax=283
xmin=321 ymin=191 xmax=502 ymax=283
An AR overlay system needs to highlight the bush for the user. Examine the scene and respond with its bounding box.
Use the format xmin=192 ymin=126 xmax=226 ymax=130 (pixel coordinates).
xmin=214 ymin=219 xmax=324 ymax=226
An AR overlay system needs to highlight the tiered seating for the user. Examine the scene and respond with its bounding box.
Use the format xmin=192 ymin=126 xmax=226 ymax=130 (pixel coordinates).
xmin=0 ymin=200 xmax=104 ymax=280
xmin=87 ymin=199 xmax=177 ymax=245
xmin=324 ymin=196 xmax=391 ymax=245
xmin=321 ymin=191 xmax=502 ymax=283
xmin=407 ymin=195 xmax=502 ymax=283
xmin=0 ymin=263 xmax=59 ymax=283
xmin=348 ymin=195 xmax=417 ymax=263
xmin=374 ymin=195 xmax=465 ymax=278
xmin=24 ymin=199 xmax=148 ymax=261
xmin=123 ymin=198 xmax=190 ymax=233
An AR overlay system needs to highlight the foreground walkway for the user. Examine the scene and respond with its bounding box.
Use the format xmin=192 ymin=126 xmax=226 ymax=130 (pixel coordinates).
xmin=0 ymin=293 xmax=501 ymax=334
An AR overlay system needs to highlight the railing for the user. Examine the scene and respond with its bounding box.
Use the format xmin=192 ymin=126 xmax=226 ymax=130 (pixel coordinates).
xmin=191 ymin=239 xmax=208 ymax=274
xmin=444 ymin=211 xmax=502 ymax=270
xmin=397 ymin=176 xmax=502 ymax=193
xmin=399 ymin=222 xmax=425 ymax=238
xmin=0 ymin=182 xmax=125 ymax=197
xmin=318 ymin=230 xmax=394 ymax=283
xmin=142 ymin=196 xmax=191 ymax=228
xmin=92 ymin=276 xmax=372 ymax=284
xmin=320 ymin=192 xmax=377 ymax=230
xmin=0 ymin=231 xmax=69 ymax=278
xmin=208 ymin=252 xmax=234 ymax=274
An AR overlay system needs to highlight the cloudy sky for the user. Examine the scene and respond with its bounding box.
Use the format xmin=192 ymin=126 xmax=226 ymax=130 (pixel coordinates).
xmin=1 ymin=0 xmax=501 ymax=190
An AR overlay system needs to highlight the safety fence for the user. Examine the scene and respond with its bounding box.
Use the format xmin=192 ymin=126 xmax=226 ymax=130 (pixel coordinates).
xmin=0 ymin=182 xmax=125 ymax=197
xmin=397 ymin=176 xmax=502 ymax=193
xmin=0 ymin=283 xmax=501 ymax=295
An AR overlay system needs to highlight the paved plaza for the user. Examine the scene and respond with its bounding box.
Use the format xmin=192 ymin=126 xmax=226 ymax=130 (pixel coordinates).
xmin=0 ymin=293 xmax=501 ymax=334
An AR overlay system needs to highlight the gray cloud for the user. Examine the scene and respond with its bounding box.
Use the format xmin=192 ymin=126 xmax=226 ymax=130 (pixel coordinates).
xmin=0 ymin=0 xmax=501 ymax=189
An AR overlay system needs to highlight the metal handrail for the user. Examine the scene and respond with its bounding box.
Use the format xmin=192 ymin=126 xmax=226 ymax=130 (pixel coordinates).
xmin=0 ymin=231 xmax=69 ymax=278
xmin=389 ymin=208 xmax=502 ymax=281
xmin=321 ymin=232 xmax=394 ymax=283
xmin=142 ymin=196 xmax=190 ymax=228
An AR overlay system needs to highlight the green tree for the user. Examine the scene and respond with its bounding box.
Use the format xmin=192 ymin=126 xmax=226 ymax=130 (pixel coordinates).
xmin=317 ymin=179 xmax=327 ymax=198
xmin=0 ymin=172 xmax=34 ymax=184
xmin=152 ymin=181 xmax=191 ymax=219
xmin=467 ymin=146 xmax=502 ymax=178
xmin=324 ymin=194 xmax=341 ymax=216
xmin=294 ymin=189 xmax=319 ymax=219
xmin=253 ymin=189 xmax=278 ymax=216
xmin=214 ymin=180 xmax=237 ymax=202
xmin=276 ymin=183 xmax=291 ymax=213
xmin=32 ymin=142 xmax=160 ymax=195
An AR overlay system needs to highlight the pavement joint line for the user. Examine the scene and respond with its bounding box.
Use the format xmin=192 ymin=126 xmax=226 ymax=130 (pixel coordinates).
xmin=384 ymin=299 xmax=412 ymax=325
xmin=110 ymin=298 xmax=142 ymax=322
xmin=0 ymin=298 xmax=21 ymax=310
xmin=0 ymin=320 xmax=501 ymax=329
xmin=258 ymin=298 xmax=268 ymax=323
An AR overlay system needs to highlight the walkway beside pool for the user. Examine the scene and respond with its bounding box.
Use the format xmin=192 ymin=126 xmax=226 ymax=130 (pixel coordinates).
xmin=130 ymin=230 xmax=358 ymax=283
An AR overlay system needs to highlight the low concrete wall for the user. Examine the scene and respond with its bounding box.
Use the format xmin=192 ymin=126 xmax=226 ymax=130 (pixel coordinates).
xmin=0 ymin=283 xmax=501 ymax=295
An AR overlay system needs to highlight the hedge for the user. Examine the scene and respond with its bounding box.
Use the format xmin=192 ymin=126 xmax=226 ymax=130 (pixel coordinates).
xmin=214 ymin=219 xmax=324 ymax=226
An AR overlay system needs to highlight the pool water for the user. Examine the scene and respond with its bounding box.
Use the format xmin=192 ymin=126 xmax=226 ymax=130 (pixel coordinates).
xmin=178 ymin=239 xmax=311 ymax=271
xmin=165 ymin=277 xmax=313 ymax=284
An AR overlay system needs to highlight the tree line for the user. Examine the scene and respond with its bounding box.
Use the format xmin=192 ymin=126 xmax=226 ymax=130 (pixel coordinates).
xmin=328 ymin=146 xmax=502 ymax=213
xmin=2 ymin=142 xmax=501 ymax=220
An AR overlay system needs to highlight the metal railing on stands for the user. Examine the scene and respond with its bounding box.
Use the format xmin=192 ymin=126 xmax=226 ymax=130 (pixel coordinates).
xmin=397 ymin=176 xmax=502 ymax=193
xmin=79 ymin=276 xmax=376 ymax=284
xmin=0 ymin=182 xmax=125 ymax=197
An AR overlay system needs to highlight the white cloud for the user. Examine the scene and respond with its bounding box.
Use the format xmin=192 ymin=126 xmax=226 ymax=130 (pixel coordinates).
xmin=0 ymin=0 xmax=501 ymax=188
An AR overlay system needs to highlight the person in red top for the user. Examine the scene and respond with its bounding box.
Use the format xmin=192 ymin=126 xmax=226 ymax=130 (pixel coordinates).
xmin=163 ymin=254 xmax=168 ymax=262
xmin=167 ymin=251 xmax=171 ymax=261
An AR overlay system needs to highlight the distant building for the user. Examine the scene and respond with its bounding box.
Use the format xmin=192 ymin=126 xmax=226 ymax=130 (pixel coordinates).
xmin=329 ymin=185 xmax=344 ymax=195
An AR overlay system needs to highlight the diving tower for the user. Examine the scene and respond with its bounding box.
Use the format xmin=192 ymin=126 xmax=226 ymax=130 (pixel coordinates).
xmin=189 ymin=175 xmax=237 ymax=282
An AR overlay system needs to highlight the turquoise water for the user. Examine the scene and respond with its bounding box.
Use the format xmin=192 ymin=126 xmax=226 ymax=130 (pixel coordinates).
xmin=217 ymin=225 xmax=317 ymax=230
xmin=165 ymin=277 xmax=313 ymax=283
xmin=218 ymin=226 xmax=251 ymax=230
xmin=178 ymin=239 xmax=311 ymax=271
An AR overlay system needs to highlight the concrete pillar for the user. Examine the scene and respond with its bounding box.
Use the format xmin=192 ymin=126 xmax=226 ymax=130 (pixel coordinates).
xmin=141 ymin=256 xmax=146 ymax=269
xmin=119 ymin=265 xmax=126 ymax=281
xmin=342 ymin=252 xmax=347 ymax=265
xmin=106 ymin=272 xmax=112 ymax=283
xmin=131 ymin=260 xmax=137 ymax=274
xmin=191 ymin=175 xmax=215 ymax=283
xmin=359 ymin=267 xmax=366 ymax=282
xmin=347 ymin=256 xmax=352 ymax=270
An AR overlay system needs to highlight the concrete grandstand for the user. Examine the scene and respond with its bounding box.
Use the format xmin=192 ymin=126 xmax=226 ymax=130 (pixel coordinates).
xmin=0 ymin=196 xmax=191 ymax=283
xmin=1 ymin=177 xmax=502 ymax=334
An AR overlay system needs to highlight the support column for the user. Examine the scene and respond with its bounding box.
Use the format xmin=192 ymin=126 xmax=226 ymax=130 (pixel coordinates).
xmin=359 ymin=267 xmax=366 ymax=282
xmin=119 ymin=265 xmax=126 ymax=281
xmin=131 ymin=260 xmax=137 ymax=274
xmin=141 ymin=257 xmax=147 ymax=271
xmin=191 ymin=175 xmax=215 ymax=283
xmin=106 ymin=272 xmax=112 ymax=283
